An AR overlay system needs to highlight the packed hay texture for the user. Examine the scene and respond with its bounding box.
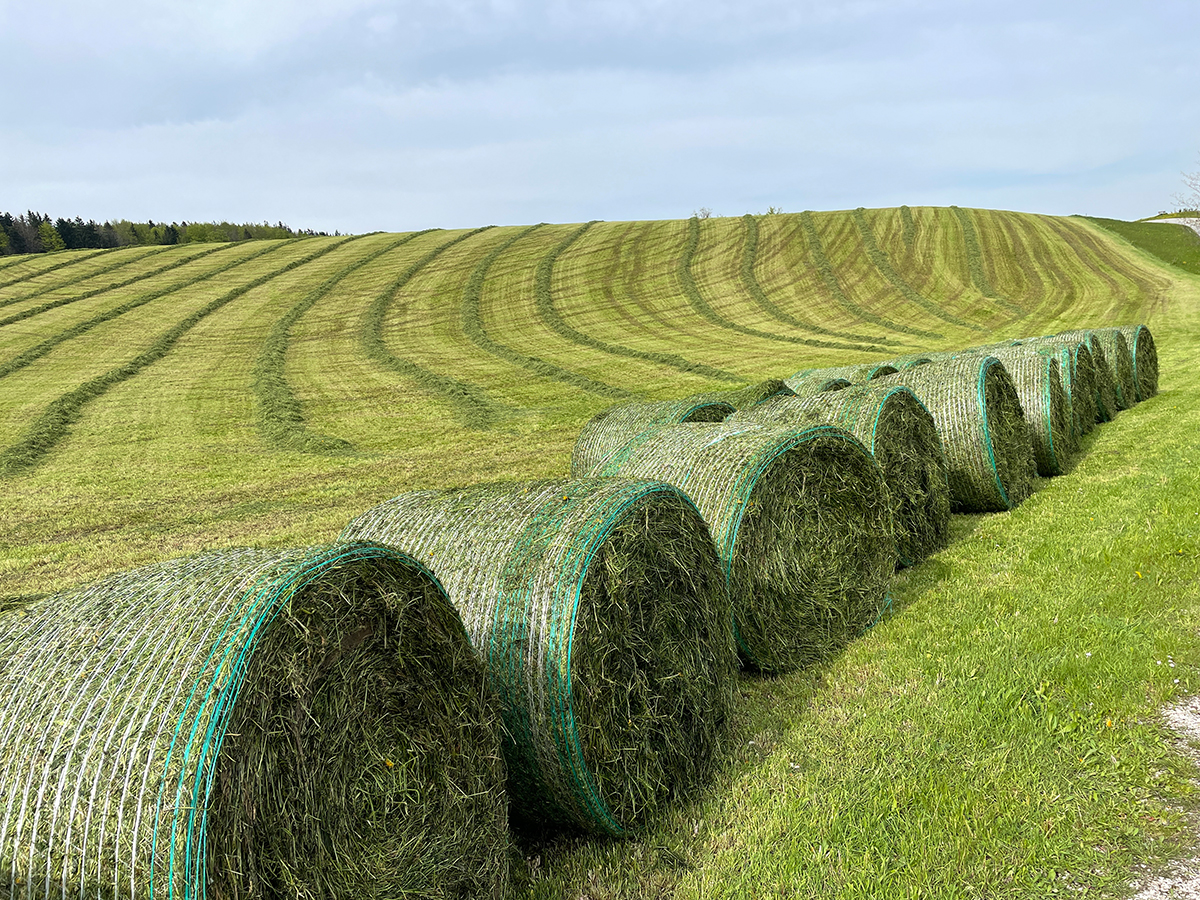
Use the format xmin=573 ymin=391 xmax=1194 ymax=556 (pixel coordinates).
xmin=341 ymin=479 xmax=735 ymax=837
xmin=729 ymin=384 xmax=950 ymax=567
xmin=689 ymin=379 xmax=796 ymax=410
xmin=1091 ymin=327 xmax=1137 ymax=410
xmin=785 ymin=364 xmax=899 ymax=394
xmin=1056 ymin=329 xmax=1118 ymax=422
xmin=577 ymin=422 xmax=897 ymax=673
xmin=875 ymin=355 xmax=934 ymax=371
xmin=874 ymin=356 xmax=1036 ymax=512
xmin=960 ymin=349 xmax=1074 ymax=476
xmin=0 ymin=544 xmax=509 ymax=900
xmin=781 ymin=374 xmax=853 ymax=397
xmin=1117 ymin=323 xmax=1159 ymax=401
xmin=572 ymin=399 xmax=737 ymax=476
xmin=1021 ymin=338 xmax=1098 ymax=437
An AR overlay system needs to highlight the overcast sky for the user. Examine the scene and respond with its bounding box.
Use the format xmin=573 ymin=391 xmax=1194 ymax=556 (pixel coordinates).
xmin=2 ymin=1 xmax=1198 ymax=233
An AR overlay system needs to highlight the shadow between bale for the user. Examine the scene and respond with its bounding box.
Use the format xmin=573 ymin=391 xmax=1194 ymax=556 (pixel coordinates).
xmin=341 ymin=479 xmax=735 ymax=838
xmin=1056 ymin=329 xmax=1117 ymax=422
xmin=687 ymin=379 xmax=796 ymax=411
xmin=0 ymin=544 xmax=508 ymax=900
xmin=784 ymin=363 xmax=899 ymax=395
xmin=576 ymin=422 xmax=897 ymax=673
xmin=1091 ymin=327 xmax=1137 ymax=410
xmin=1116 ymin=323 xmax=1159 ymax=401
xmin=572 ymin=399 xmax=737 ymax=476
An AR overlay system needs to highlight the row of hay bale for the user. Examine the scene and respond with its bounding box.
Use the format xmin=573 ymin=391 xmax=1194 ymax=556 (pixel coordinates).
xmin=0 ymin=324 xmax=1157 ymax=898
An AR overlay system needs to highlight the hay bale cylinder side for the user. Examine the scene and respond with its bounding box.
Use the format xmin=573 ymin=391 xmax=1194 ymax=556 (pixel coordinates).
xmin=689 ymin=379 xmax=796 ymax=410
xmin=730 ymin=384 xmax=951 ymax=567
xmin=1116 ymin=323 xmax=1159 ymax=401
xmin=785 ymin=363 xmax=899 ymax=395
xmin=874 ymin=357 xmax=1036 ymax=512
xmin=0 ymin=544 xmax=509 ymax=900
xmin=1056 ymin=329 xmax=1117 ymax=422
xmin=580 ymin=422 xmax=897 ymax=673
xmin=572 ymin=399 xmax=737 ymax=476
xmin=1091 ymin=327 xmax=1137 ymax=410
xmin=341 ymin=479 xmax=735 ymax=837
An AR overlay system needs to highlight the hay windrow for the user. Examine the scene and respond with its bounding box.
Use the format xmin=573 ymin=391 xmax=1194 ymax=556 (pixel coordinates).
xmin=1056 ymin=330 xmax=1117 ymax=422
xmin=688 ymin=379 xmax=796 ymax=411
xmin=1091 ymin=327 xmax=1137 ymax=410
xmin=571 ymin=399 xmax=736 ymax=477
xmin=1117 ymin=323 xmax=1159 ymax=401
xmin=340 ymin=479 xmax=735 ymax=837
xmin=730 ymin=384 xmax=950 ymax=567
xmin=0 ymin=544 xmax=508 ymax=900
xmin=588 ymin=422 xmax=896 ymax=673
xmin=875 ymin=357 xmax=1035 ymax=512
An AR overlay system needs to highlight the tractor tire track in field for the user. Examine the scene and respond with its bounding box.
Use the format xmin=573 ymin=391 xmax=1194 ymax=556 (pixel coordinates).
xmin=950 ymin=206 xmax=1027 ymax=320
xmin=0 ymin=246 xmax=131 ymax=293
xmin=253 ymin=232 xmax=428 ymax=454
xmin=0 ymin=241 xmax=293 ymax=382
xmin=462 ymin=224 xmax=632 ymax=399
xmin=0 ymin=239 xmax=354 ymax=476
xmin=851 ymin=207 xmax=980 ymax=334
xmin=739 ymin=215 xmax=890 ymax=347
xmin=683 ymin=216 xmax=892 ymax=351
xmin=796 ymin=212 xmax=937 ymax=341
xmin=535 ymin=222 xmax=740 ymax=382
xmin=0 ymin=242 xmax=243 ymax=327
xmin=361 ymin=226 xmax=510 ymax=430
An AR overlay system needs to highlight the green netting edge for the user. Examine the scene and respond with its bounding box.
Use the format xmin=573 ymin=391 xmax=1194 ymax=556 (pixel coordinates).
xmin=976 ymin=357 xmax=1011 ymax=509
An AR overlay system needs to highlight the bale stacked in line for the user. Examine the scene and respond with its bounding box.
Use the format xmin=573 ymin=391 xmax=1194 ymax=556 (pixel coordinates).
xmin=785 ymin=363 xmax=899 ymax=394
xmin=960 ymin=349 xmax=1074 ymax=476
xmin=573 ymin=422 xmax=897 ymax=673
xmin=689 ymin=378 xmax=795 ymax=411
xmin=0 ymin=544 xmax=509 ymax=900
xmin=874 ymin=356 xmax=1035 ymax=512
xmin=341 ymin=479 xmax=735 ymax=837
xmin=1091 ymin=327 xmax=1137 ymax=410
xmin=1023 ymin=338 xmax=1098 ymax=437
xmin=572 ymin=399 xmax=736 ymax=476
xmin=875 ymin=355 xmax=934 ymax=370
xmin=729 ymin=384 xmax=950 ymax=567
xmin=1117 ymin=323 xmax=1159 ymax=401
xmin=783 ymin=374 xmax=853 ymax=397
xmin=1056 ymin=329 xmax=1117 ymax=422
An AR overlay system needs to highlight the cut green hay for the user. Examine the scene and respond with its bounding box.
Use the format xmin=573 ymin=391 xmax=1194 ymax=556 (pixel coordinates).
xmin=0 ymin=543 xmax=509 ymax=899
xmin=875 ymin=355 xmax=934 ymax=370
xmin=1056 ymin=329 xmax=1118 ymax=422
xmin=781 ymin=373 xmax=853 ymax=397
xmin=784 ymin=363 xmax=899 ymax=395
xmin=960 ymin=349 xmax=1074 ymax=476
xmin=875 ymin=356 xmax=1036 ymax=512
xmin=1022 ymin=337 xmax=1098 ymax=438
xmin=571 ymin=399 xmax=737 ymax=476
xmin=585 ymin=422 xmax=897 ymax=673
xmin=1117 ymin=323 xmax=1159 ymax=401
xmin=1091 ymin=327 xmax=1137 ymax=410
xmin=728 ymin=383 xmax=951 ymax=568
xmin=341 ymin=479 xmax=736 ymax=838
xmin=688 ymin=379 xmax=796 ymax=411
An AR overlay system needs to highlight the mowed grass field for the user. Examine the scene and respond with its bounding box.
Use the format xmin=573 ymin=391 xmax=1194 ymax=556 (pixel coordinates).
xmin=2 ymin=207 xmax=1200 ymax=898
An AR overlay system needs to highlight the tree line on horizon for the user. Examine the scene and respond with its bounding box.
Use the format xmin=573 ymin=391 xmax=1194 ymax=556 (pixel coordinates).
xmin=0 ymin=210 xmax=338 ymax=256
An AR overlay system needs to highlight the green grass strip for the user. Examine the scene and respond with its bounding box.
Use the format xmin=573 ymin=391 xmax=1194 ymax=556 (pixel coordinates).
xmin=899 ymin=205 xmax=917 ymax=250
xmin=797 ymin=211 xmax=939 ymax=339
xmin=0 ymin=239 xmax=352 ymax=476
xmin=1084 ymin=216 xmax=1200 ymax=276
xmin=534 ymin=221 xmax=740 ymax=382
xmin=0 ymin=246 xmax=177 ymax=312
xmin=950 ymin=206 xmax=1027 ymax=318
xmin=739 ymin=215 xmax=888 ymax=348
xmin=461 ymin=225 xmax=631 ymax=399
xmin=852 ymin=207 xmax=981 ymax=333
xmin=0 ymin=241 xmax=292 ymax=381
xmin=0 ymin=245 xmax=131 ymax=293
xmin=252 ymin=233 xmax=417 ymax=455
xmin=0 ymin=242 xmax=242 ymax=327
xmin=361 ymin=226 xmax=510 ymax=430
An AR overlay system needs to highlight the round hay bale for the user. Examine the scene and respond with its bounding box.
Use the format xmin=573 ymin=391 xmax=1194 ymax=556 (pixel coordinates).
xmin=0 ymin=544 xmax=508 ymax=899
xmin=875 ymin=355 xmax=934 ymax=370
xmin=1117 ymin=323 xmax=1159 ymax=401
xmin=874 ymin=356 xmax=1036 ymax=512
xmin=785 ymin=364 xmax=899 ymax=394
xmin=1024 ymin=338 xmax=1097 ymax=437
xmin=1056 ymin=330 xmax=1117 ymax=422
xmin=341 ymin=479 xmax=735 ymax=837
xmin=572 ymin=399 xmax=736 ymax=476
xmin=730 ymin=384 xmax=950 ymax=567
xmin=1091 ymin=328 xmax=1137 ymax=410
xmin=687 ymin=379 xmax=796 ymax=411
xmin=584 ymin=422 xmax=897 ymax=673
xmin=782 ymin=373 xmax=853 ymax=397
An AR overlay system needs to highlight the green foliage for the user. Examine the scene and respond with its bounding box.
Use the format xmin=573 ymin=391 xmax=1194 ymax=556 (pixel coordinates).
xmin=1085 ymin=216 xmax=1200 ymax=276
xmin=37 ymin=220 xmax=65 ymax=252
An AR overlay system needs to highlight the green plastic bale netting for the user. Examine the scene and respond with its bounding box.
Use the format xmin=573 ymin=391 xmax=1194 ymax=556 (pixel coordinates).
xmin=874 ymin=355 xmax=934 ymax=371
xmin=1056 ymin=329 xmax=1117 ymax=422
xmin=340 ymin=479 xmax=735 ymax=837
xmin=779 ymin=374 xmax=853 ymax=397
xmin=588 ymin=422 xmax=897 ymax=673
xmin=0 ymin=544 xmax=509 ymax=900
xmin=874 ymin=356 xmax=1036 ymax=512
xmin=1090 ymin=328 xmax=1137 ymax=410
xmin=960 ymin=349 xmax=1074 ymax=476
xmin=688 ymin=379 xmax=796 ymax=410
xmin=1024 ymin=338 xmax=1098 ymax=438
xmin=729 ymin=384 xmax=950 ymax=567
xmin=1116 ymin=323 xmax=1159 ymax=401
xmin=784 ymin=364 xmax=899 ymax=395
xmin=572 ymin=399 xmax=737 ymax=476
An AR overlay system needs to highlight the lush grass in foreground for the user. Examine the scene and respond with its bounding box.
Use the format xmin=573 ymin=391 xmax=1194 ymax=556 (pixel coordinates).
xmin=1087 ymin=216 xmax=1200 ymax=276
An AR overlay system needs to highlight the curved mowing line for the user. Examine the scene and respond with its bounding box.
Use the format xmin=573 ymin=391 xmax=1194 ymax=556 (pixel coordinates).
xmin=851 ymin=207 xmax=979 ymax=333
xmin=0 ymin=246 xmax=178 ymax=312
xmin=534 ymin=221 xmax=740 ymax=382
xmin=949 ymin=206 xmax=1027 ymax=319
xmin=252 ymin=232 xmax=424 ymax=454
xmin=461 ymin=224 xmax=631 ymax=399
xmin=739 ymin=215 xmax=890 ymax=348
xmin=0 ymin=241 xmax=294 ymax=382
xmin=0 ymin=239 xmax=354 ymax=476
xmin=1047 ymin=217 xmax=1163 ymax=306
xmin=0 ymin=245 xmax=132 ymax=293
xmin=681 ymin=217 xmax=893 ymax=351
xmin=796 ymin=212 xmax=937 ymax=340
xmin=0 ymin=242 xmax=244 ymax=328
xmin=361 ymin=226 xmax=509 ymax=430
